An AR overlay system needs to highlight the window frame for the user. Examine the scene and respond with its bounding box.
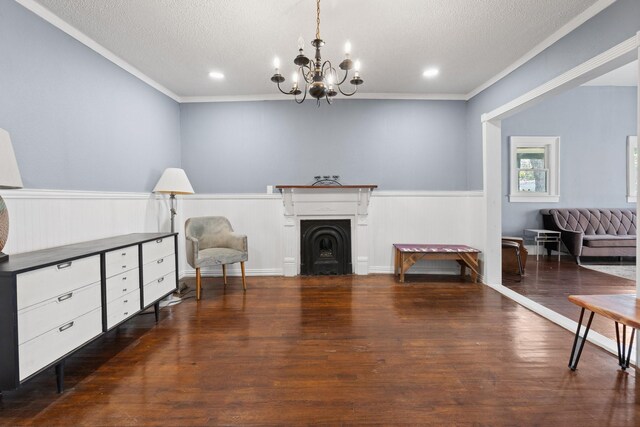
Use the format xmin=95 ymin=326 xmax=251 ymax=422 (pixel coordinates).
xmin=509 ymin=136 xmax=560 ymax=203
xmin=627 ymin=136 xmax=638 ymax=203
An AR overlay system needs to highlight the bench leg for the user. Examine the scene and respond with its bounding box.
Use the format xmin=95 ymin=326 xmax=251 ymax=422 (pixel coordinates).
xmin=569 ymin=308 xmax=594 ymax=371
xmin=615 ymin=323 xmax=636 ymax=370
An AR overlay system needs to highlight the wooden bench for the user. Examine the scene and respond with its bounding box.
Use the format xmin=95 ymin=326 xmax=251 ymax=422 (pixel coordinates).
xmin=568 ymin=294 xmax=639 ymax=371
xmin=393 ymin=244 xmax=480 ymax=283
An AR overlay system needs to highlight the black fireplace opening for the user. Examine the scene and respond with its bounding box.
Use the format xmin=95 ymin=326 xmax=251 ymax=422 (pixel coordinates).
xmin=300 ymin=219 xmax=352 ymax=275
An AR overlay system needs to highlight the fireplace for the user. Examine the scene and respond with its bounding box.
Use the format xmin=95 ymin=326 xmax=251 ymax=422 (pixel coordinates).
xmin=300 ymin=219 xmax=352 ymax=275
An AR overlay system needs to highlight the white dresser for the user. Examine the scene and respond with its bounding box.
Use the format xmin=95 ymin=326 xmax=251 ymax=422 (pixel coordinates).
xmin=0 ymin=233 xmax=177 ymax=393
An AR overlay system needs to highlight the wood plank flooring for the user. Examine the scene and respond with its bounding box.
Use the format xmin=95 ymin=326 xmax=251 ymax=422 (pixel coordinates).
xmin=502 ymin=255 xmax=636 ymax=340
xmin=1 ymin=274 xmax=639 ymax=425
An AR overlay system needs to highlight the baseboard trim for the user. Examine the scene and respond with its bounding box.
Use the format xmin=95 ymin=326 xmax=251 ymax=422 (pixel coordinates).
xmin=181 ymin=267 xmax=283 ymax=278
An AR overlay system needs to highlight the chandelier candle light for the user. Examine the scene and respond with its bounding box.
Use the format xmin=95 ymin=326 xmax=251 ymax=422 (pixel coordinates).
xmin=270 ymin=0 xmax=363 ymax=105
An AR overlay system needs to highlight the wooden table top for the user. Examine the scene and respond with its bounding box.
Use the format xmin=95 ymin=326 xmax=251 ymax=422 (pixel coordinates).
xmin=568 ymin=294 xmax=640 ymax=329
xmin=393 ymin=244 xmax=480 ymax=253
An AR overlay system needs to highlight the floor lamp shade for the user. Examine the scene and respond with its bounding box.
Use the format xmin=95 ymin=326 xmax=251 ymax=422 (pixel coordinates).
xmin=153 ymin=168 xmax=194 ymax=233
xmin=153 ymin=168 xmax=194 ymax=195
xmin=0 ymin=128 xmax=24 ymax=262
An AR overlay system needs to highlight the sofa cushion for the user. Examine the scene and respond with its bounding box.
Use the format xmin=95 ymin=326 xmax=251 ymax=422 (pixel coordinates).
xmin=582 ymin=234 xmax=636 ymax=248
xmin=545 ymin=208 xmax=636 ymax=236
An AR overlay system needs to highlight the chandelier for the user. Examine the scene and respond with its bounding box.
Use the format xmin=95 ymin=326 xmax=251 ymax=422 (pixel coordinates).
xmin=270 ymin=0 xmax=364 ymax=105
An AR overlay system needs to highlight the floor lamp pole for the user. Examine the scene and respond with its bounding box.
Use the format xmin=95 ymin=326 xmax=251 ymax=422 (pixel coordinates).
xmin=169 ymin=193 xmax=176 ymax=234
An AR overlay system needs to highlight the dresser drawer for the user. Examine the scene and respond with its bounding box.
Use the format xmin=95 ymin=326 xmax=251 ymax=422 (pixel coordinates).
xmin=142 ymin=237 xmax=174 ymax=265
xmin=17 ymin=255 xmax=100 ymax=310
xmin=143 ymin=271 xmax=176 ymax=306
xmin=19 ymin=307 xmax=102 ymax=381
xmin=105 ymin=268 xmax=140 ymax=303
xmin=106 ymin=289 xmax=141 ymax=329
xmin=105 ymin=245 xmax=139 ymax=278
xmin=18 ymin=281 xmax=101 ymax=345
xmin=142 ymin=254 xmax=175 ymax=284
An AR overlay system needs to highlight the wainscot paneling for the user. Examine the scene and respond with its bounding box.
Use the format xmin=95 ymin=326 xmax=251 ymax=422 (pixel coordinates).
xmin=1 ymin=190 xmax=487 ymax=280
xmin=178 ymin=194 xmax=284 ymax=278
xmin=0 ymin=189 xmax=167 ymax=254
xmin=180 ymin=191 xmax=486 ymax=279
xmin=368 ymin=191 xmax=486 ymax=276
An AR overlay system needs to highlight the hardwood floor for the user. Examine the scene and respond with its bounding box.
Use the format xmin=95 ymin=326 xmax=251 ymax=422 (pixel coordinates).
xmin=1 ymin=274 xmax=639 ymax=425
xmin=502 ymin=255 xmax=636 ymax=340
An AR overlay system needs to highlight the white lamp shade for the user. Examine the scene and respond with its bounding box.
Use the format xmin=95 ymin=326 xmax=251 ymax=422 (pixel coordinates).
xmin=153 ymin=168 xmax=194 ymax=195
xmin=0 ymin=128 xmax=23 ymax=189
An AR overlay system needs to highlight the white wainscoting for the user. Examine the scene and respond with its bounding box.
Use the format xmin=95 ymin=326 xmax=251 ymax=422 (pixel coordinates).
xmin=179 ymin=194 xmax=284 ymax=278
xmin=1 ymin=189 xmax=487 ymax=281
xmin=0 ymin=189 xmax=167 ymax=255
xmin=368 ymin=191 xmax=485 ymax=276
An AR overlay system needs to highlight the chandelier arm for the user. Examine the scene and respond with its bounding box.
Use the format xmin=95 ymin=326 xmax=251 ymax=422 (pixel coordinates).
xmin=338 ymin=84 xmax=358 ymax=97
xmin=321 ymin=60 xmax=333 ymax=74
xmin=325 ymin=94 xmax=332 ymax=105
xmin=294 ymin=83 xmax=308 ymax=104
xmin=301 ymin=65 xmax=314 ymax=84
xmin=337 ymin=68 xmax=350 ymax=86
xmin=276 ymin=81 xmax=294 ymax=96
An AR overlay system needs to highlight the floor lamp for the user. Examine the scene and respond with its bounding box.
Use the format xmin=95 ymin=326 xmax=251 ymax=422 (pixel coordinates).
xmin=153 ymin=168 xmax=194 ymax=233
xmin=153 ymin=168 xmax=194 ymax=303
xmin=0 ymin=129 xmax=24 ymax=263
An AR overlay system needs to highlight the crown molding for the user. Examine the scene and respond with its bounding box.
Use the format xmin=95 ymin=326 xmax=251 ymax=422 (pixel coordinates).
xmin=465 ymin=0 xmax=617 ymax=100
xmin=178 ymin=92 xmax=467 ymax=103
xmin=16 ymin=0 xmax=180 ymax=102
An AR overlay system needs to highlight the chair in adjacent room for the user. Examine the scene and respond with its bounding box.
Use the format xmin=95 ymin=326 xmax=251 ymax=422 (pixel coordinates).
xmin=501 ymin=238 xmax=524 ymax=280
xmin=185 ymin=216 xmax=248 ymax=300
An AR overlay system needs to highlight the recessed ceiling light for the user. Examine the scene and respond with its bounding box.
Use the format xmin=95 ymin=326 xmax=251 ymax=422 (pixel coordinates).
xmin=422 ymin=68 xmax=439 ymax=78
xmin=208 ymin=71 xmax=225 ymax=80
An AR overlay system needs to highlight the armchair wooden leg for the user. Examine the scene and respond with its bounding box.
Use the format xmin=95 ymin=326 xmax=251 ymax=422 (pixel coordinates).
xmin=196 ymin=268 xmax=202 ymax=301
xmin=241 ymin=261 xmax=246 ymax=291
xmin=222 ymin=265 xmax=227 ymax=286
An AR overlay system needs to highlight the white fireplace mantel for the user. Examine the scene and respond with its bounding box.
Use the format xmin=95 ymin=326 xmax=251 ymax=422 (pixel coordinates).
xmin=276 ymin=185 xmax=377 ymax=276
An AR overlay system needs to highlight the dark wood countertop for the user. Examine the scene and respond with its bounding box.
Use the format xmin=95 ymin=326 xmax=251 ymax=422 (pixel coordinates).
xmin=0 ymin=232 xmax=177 ymax=276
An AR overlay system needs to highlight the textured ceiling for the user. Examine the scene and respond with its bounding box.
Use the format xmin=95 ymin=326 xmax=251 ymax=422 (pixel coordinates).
xmin=32 ymin=0 xmax=601 ymax=98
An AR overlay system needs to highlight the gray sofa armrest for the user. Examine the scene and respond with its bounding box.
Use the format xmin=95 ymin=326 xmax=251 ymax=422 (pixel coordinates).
xmin=185 ymin=235 xmax=200 ymax=268
xmin=226 ymin=232 xmax=247 ymax=253
xmin=558 ymin=229 xmax=583 ymax=257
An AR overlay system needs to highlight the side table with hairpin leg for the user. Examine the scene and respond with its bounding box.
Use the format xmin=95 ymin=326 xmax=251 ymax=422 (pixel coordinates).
xmin=523 ymin=229 xmax=561 ymax=261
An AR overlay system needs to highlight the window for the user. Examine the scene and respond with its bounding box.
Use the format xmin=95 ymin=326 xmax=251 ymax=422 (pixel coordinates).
xmin=509 ymin=136 xmax=560 ymax=202
xmin=627 ymin=136 xmax=638 ymax=203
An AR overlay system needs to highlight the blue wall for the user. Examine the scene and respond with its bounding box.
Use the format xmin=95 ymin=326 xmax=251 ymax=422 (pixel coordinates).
xmin=180 ymin=99 xmax=468 ymax=192
xmin=466 ymin=0 xmax=640 ymax=190
xmin=0 ymin=1 xmax=181 ymax=192
xmin=501 ymin=86 xmax=638 ymax=235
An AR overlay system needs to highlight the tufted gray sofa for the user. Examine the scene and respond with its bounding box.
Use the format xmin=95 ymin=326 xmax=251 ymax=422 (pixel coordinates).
xmin=541 ymin=208 xmax=636 ymax=264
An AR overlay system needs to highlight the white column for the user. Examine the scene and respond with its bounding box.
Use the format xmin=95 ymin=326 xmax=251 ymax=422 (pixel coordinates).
xmin=482 ymin=118 xmax=502 ymax=285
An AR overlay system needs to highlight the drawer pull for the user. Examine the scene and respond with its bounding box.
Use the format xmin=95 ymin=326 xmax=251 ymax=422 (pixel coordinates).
xmin=156 ymin=238 xmax=163 ymax=243
xmin=157 ymin=258 xmax=164 ymax=264
xmin=57 ymin=262 xmax=72 ymax=270
xmin=158 ymin=277 xmax=165 ymax=283
xmin=122 ymin=288 xmax=128 ymax=292
xmin=124 ymin=300 xmax=128 ymax=303
xmin=121 ymin=252 xmax=127 ymax=256
xmin=124 ymin=312 xmax=129 ymax=316
xmin=122 ymin=276 xmax=127 ymax=281
xmin=122 ymin=265 xmax=127 ymax=269
xmin=59 ymin=321 xmax=74 ymax=332
xmin=57 ymin=292 xmax=73 ymax=302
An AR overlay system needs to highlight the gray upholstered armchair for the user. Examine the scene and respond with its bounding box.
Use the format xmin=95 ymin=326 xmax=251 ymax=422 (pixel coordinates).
xmin=185 ymin=216 xmax=248 ymax=300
